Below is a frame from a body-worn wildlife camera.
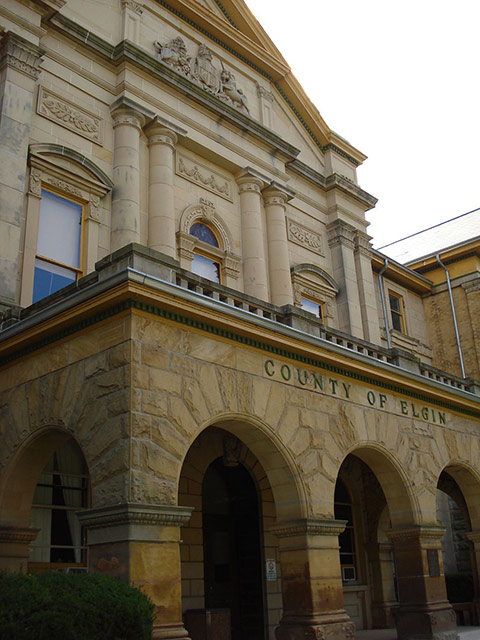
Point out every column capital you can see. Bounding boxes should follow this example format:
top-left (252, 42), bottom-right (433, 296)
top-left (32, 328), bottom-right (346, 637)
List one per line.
top-left (354, 230), bottom-right (373, 257)
top-left (465, 530), bottom-right (480, 544)
top-left (271, 517), bottom-right (347, 538)
top-left (78, 502), bottom-right (194, 529)
top-left (0, 524), bottom-right (39, 544)
top-left (144, 115), bottom-right (187, 142)
top-left (235, 166), bottom-right (267, 192)
top-left (327, 219), bottom-right (356, 249)
top-left (110, 96), bottom-right (154, 130)
top-left (0, 31), bottom-right (44, 81)
top-left (262, 180), bottom-right (295, 207)
top-left (387, 525), bottom-right (446, 544)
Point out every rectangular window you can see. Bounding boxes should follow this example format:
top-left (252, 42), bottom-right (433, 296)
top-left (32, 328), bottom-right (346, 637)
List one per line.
top-left (191, 252), bottom-right (221, 283)
top-left (301, 297), bottom-right (323, 320)
top-left (33, 190), bottom-right (83, 303)
top-left (388, 291), bottom-right (405, 333)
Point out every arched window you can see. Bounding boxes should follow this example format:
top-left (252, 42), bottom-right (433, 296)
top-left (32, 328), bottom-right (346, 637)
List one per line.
top-left (29, 439), bottom-right (89, 571)
top-left (190, 222), bottom-right (221, 283)
top-left (291, 264), bottom-right (339, 326)
top-left (177, 199), bottom-right (240, 287)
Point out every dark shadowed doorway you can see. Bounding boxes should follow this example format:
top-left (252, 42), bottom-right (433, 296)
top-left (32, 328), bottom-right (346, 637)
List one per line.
top-left (202, 457), bottom-right (265, 640)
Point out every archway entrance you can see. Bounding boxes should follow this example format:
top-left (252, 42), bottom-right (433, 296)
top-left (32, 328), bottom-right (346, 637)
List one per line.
top-left (203, 457), bottom-right (264, 639)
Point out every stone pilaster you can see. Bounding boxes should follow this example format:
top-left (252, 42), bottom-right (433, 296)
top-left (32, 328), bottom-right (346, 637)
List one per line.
top-left (366, 541), bottom-right (397, 628)
top-left (236, 168), bottom-right (268, 301)
top-left (144, 117), bottom-right (185, 259)
top-left (327, 220), bottom-right (363, 338)
top-left (0, 32), bottom-right (43, 309)
top-left (110, 97), bottom-right (152, 252)
top-left (0, 524), bottom-right (39, 573)
top-left (79, 503), bottom-right (193, 640)
top-left (354, 231), bottom-right (381, 344)
top-left (388, 526), bottom-right (458, 640)
top-left (262, 182), bottom-right (295, 307)
top-left (465, 530), bottom-right (480, 625)
top-left (271, 518), bottom-right (354, 640)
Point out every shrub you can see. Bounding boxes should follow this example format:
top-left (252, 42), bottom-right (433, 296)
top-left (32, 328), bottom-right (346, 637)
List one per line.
top-left (0, 571), bottom-right (155, 640)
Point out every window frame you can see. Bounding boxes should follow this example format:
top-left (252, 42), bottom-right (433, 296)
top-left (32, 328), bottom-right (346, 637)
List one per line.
top-left (388, 290), bottom-right (406, 334)
top-left (32, 187), bottom-right (86, 302)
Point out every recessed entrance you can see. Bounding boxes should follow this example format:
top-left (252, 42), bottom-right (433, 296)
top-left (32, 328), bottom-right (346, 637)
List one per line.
top-left (202, 457), bottom-right (265, 640)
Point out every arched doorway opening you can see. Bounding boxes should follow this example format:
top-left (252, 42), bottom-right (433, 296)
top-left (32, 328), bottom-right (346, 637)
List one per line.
top-left (179, 423), bottom-right (304, 640)
top-left (438, 467), bottom-right (478, 625)
top-left (202, 457), bottom-right (264, 639)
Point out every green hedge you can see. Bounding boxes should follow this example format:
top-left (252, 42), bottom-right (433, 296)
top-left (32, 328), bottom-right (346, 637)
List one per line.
top-left (0, 571), bottom-right (155, 640)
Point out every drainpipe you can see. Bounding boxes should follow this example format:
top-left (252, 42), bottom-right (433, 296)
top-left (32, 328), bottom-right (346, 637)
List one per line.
top-left (435, 253), bottom-right (466, 379)
top-left (378, 257), bottom-right (391, 349)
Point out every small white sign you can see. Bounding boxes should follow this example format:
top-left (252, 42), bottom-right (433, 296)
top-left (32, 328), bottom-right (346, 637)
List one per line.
top-left (266, 559), bottom-right (277, 581)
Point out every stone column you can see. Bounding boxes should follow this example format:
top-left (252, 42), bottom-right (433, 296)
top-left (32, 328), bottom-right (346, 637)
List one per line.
top-left (271, 519), bottom-right (354, 640)
top-left (388, 526), bottom-right (458, 640)
top-left (0, 525), bottom-right (39, 573)
top-left (79, 503), bottom-right (193, 639)
top-left (0, 32), bottom-right (43, 310)
top-left (327, 220), bottom-right (363, 338)
top-left (366, 541), bottom-right (397, 628)
top-left (354, 231), bottom-right (381, 344)
top-left (110, 98), bottom-right (151, 252)
top-left (236, 168), bottom-right (268, 301)
top-left (144, 117), bottom-right (184, 258)
top-left (262, 182), bottom-right (294, 307)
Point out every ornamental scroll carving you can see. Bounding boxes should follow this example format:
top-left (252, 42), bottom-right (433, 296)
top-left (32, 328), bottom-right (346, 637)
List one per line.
top-left (155, 37), bottom-right (249, 114)
top-left (177, 154), bottom-right (232, 201)
top-left (287, 219), bottom-right (323, 255)
top-left (37, 87), bottom-right (104, 144)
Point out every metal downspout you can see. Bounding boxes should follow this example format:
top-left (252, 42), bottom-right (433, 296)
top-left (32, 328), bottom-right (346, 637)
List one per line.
top-left (378, 257), bottom-right (391, 349)
top-left (435, 253), bottom-right (466, 379)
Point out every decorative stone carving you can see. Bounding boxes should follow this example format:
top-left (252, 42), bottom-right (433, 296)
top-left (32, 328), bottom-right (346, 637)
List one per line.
top-left (155, 34), bottom-right (249, 114)
top-left (255, 81), bottom-right (274, 102)
top-left (87, 195), bottom-right (100, 221)
top-left (29, 168), bottom-right (42, 196)
top-left (37, 87), bottom-right (104, 144)
top-left (155, 36), bottom-right (191, 76)
top-left (121, 0), bottom-right (143, 15)
top-left (192, 44), bottom-right (220, 94)
top-left (287, 219), bottom-right (323, 255)
top-left (271, 518), bottom-right (347, 538)
top-left (218, 68), bottom-right (249, 113)
top-left (177, 154), bottom-right (232, 201)
top-left (43, 176), bottom-right (84, 199)
top-left (0, 32), bottom-right (43, 80)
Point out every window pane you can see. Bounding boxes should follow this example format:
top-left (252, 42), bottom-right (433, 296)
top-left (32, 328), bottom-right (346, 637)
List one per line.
top-left (37, 191), bottom-right (82, 268)
top-left (192, 253), bottom-right (220, 282)
top-left (301, 297), bottom-right (322, 318)
top-left (190, 222), bottom-right (219, 247)
top-left (33, 258), bottom-right (76, 303)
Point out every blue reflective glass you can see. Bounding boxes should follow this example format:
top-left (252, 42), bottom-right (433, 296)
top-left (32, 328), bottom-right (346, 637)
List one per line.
top-left (190, 223), bottom-right (219, 247)
top-left (33, 261), bottom-right (76, 303)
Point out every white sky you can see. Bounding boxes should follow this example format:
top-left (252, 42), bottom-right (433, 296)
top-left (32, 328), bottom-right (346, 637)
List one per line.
top-left (244, 0), bottom-right (480, 249)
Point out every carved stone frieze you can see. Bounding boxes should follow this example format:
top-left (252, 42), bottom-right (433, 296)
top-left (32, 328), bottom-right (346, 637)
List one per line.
top-left (255, 81), bottom-right (274, 102)
top-left (287, 218), bottom-right (323, 255)
top-left (155, 36), bottom-right (249, 114)
top-left (37, 87), bottom-right (104, 144)
top-left (121, 0), bottom-right (143, 15)
top-left (78, 503), bottom-right (194, 529)
top-left (271, 518), bottom-right (347, 538)
top-left (0, 32), bottom-right (44, 80)
top-left (177, 154), bottom-right (232, 201)
top-left (87, 195), bottom-right (100, 221)
top-left (43, 175), bottom-right (84, 199)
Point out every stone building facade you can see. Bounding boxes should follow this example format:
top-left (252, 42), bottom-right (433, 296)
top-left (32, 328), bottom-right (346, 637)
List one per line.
top-left (0, 1), bottom-right (479, 639)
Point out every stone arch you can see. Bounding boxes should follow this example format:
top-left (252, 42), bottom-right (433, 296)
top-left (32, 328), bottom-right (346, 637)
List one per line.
top-left (438, 461), bottom-right (480, 530)
top-left (339, 442), bottom-right (418, 528)
top-left (0, 424), bottom-right (85, 526)
top-left (178, 200), bottom-right (234, 253)
top-left (178, 413), bottom-right (308, 522)
top-left (291, 263), bottom-right (339, 293)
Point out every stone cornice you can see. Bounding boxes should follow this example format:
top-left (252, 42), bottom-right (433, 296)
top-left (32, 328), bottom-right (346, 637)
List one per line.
top-left (77, 503), bottom-right (194, 529)
top-left (325, 174), bottom-right (378, 211)
top-left (271, 518), bottom-right (347, 538)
